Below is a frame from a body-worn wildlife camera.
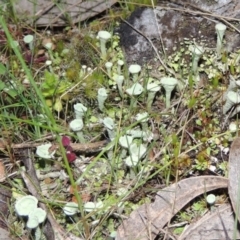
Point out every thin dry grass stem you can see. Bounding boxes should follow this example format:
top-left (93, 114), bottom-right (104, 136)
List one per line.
top-left (185, 129), bottom-right (198, 145)
top-left (151, 0), bottom-right (166, 57)
top-left (153, 111), bottom-right (198, 162)
top-left (168, 220), bottom-right (188, 228)
top-left (0, 171), bottom-right (18, 183)
top-left (144, 204), bottom-right (155, 240)
top-left (173, 86), bottom-right (188, 114)
top-left (158, 5), bottom-right (240, 34)
top-left (131, 203), bottom-right (177, 240)
top-left (178, 109), bottom-right (191, 150)
top-left (33, 64), bottom-right (48, 79)
top-left (120, 17), bottom-right (176, 77)
top-left (222, 107), bottom-right (235, 129)
top-left (50, 0), bottom-right (83, 26)
top-left (183, 130), bottom-right (230, 156)
top-left (162, 227), bottom-right (177, 240)
top-left (161, 107), bottom-right (190, 238)
top-left (59, 67), bottom-right (97, 100)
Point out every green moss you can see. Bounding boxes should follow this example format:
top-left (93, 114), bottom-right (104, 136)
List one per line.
top-left (83, 69), bottom-right (106, 100)
top-left (55, 39), bottom-right (65, 54)
top-left (66, 34), bottom-right (99, 67)
top-left (65, 62), bottom-right (81, 82)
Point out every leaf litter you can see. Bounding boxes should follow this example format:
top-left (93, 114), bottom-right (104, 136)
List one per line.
top-left (116, 137), bottom-right (240, 239)
top-left (2, 0), bottom-right (240, 239)
top-left (116, 176), bottom-right (228, 240)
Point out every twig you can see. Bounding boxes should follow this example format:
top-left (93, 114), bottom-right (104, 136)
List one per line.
top-left (0, 140), bottom-right (109, 153)
top-left (120, 18), bottom-right (177, 77)
top-left (156, 4), bottom-right (240, 34)
top-left (167, 221), bottom-right (188, 228)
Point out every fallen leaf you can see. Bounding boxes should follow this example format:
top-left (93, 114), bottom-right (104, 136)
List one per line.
top-left (69, 185), bottom-right (81, 195)
top-left (42, 38), bottom-right (55, 50)
top-left (81, 192), bottom-right (92, 203)
top-left (228, 137), bottom-right (240, 223)
top-left (36, 49), bottom-right (45, 56)
top-left (0, 228), bottom-right (12, 240)
top-left (116, 176), bottom-right (228, 240)
top-left (0, 161), bottom-right (5, 182)
top-left (179, 204), bottom-right (240, 240)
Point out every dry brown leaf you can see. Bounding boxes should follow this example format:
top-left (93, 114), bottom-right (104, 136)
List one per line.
top-left (0, 228), bottom-right (12, 240)
top-left (12, 0), bottom-right (117, 27)
top-left (0, 161), bottom-right (5, 182)
top-left (69, 185), bottom-right (81, 195)
top-left (36, 49), bottom-right (45, 56)
top-left (179, 204), bottom-right (240, 240)
top-left (116, 176), bottom-right (228, 240)
top-left (42, 38), bottom-right (56, 50)
top-left (0, 140), bottom-right (109, 153)
top-left (228, 137), bottom-right (240, 223)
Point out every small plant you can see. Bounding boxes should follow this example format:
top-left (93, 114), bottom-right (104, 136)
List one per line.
top-left (173, 227), bottom-right (185, 235)
top-left (179, 211), bottom-right (192, 222)
top-left (192, 199), bottom-right (207, 216)
top-left (41, 70), bottom-right (71, 108)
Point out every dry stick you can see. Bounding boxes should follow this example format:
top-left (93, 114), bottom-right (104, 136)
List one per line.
top-left (168, 221), bottom-right (188, 228)
top-left (178, 0), bottom-right (239, 21)
top-left (184, 1), bottom-right (240, 31)
top-left (151, 0), bottom-right (167, 57)
top-left (120, 18), bottom-right (177, 78)
top-left (0, 140), bottom-right (108, 153)
top-left (156, 5), bottom-right (240, 34)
